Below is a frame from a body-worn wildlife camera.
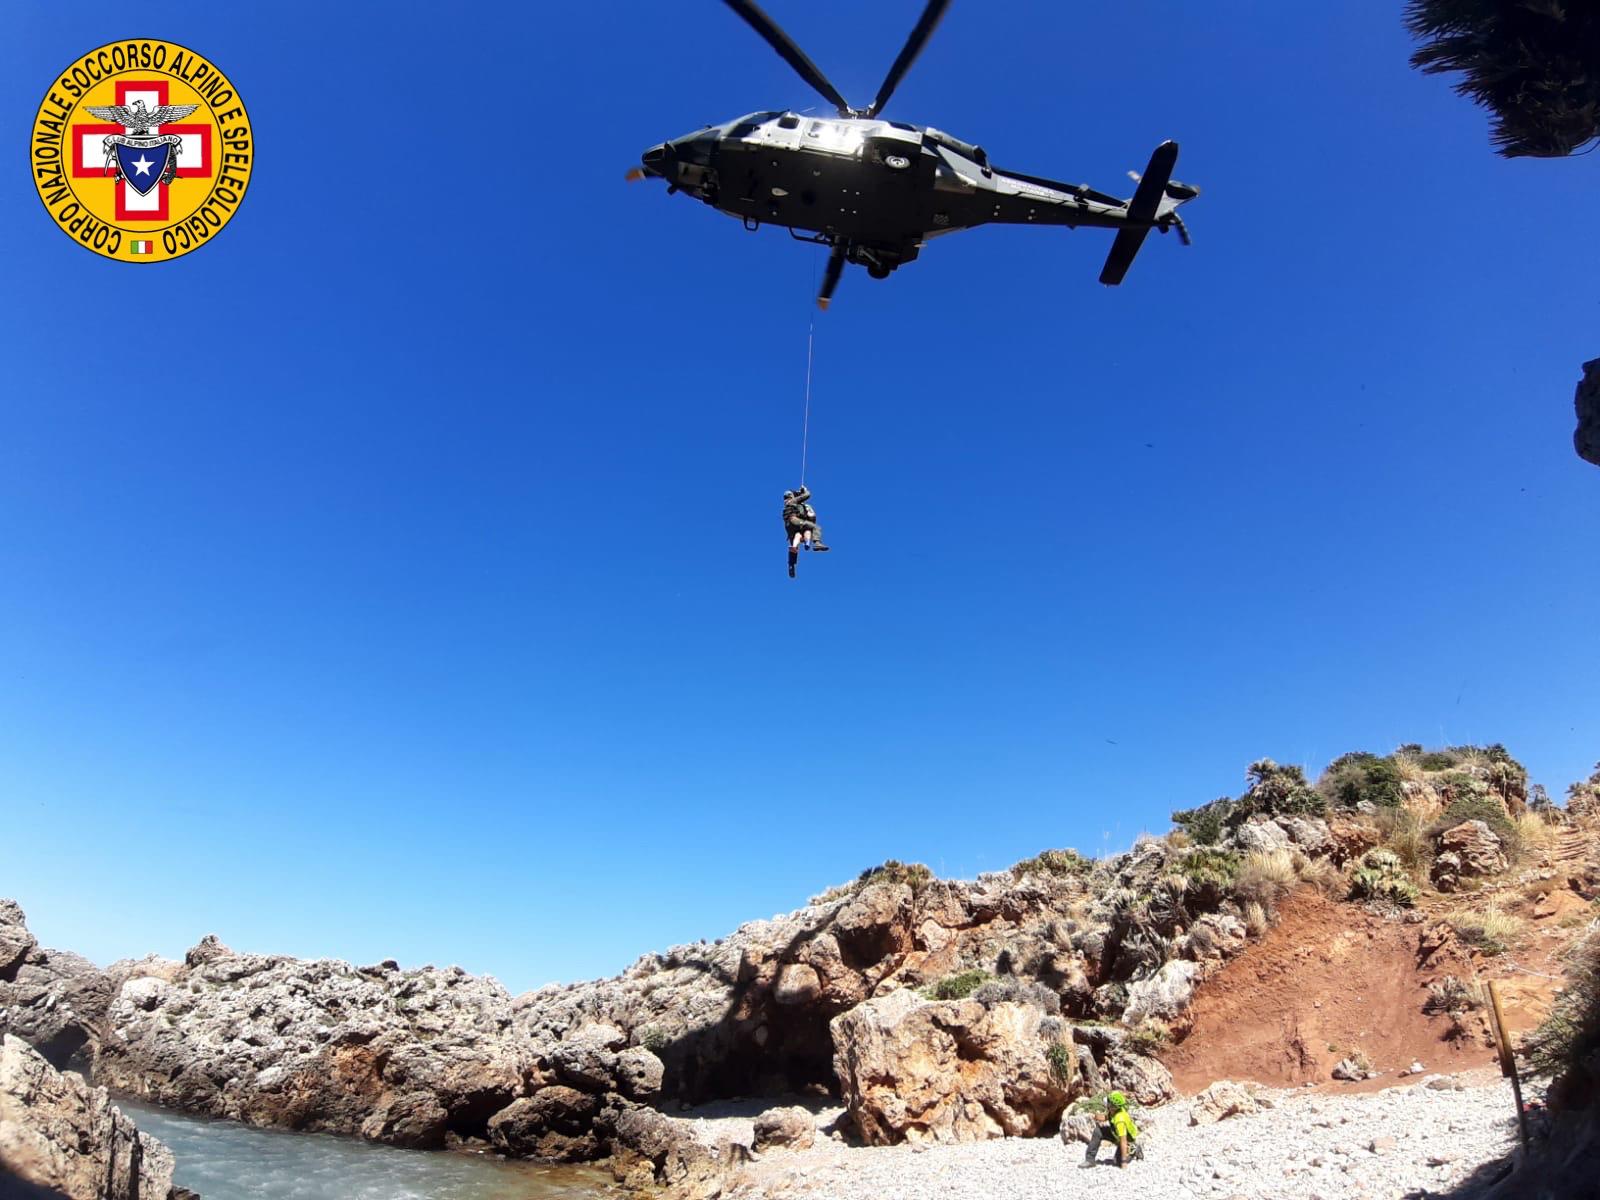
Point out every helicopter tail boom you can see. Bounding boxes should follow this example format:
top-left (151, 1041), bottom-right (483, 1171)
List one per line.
top-left (1098, 140), bottom-right (1189, 286)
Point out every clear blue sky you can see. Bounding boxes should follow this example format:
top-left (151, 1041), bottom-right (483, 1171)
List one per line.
top-left (3, 2), bottom-right (1596, 994)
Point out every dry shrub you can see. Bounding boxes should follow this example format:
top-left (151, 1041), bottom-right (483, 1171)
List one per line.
top-left (1372, 805), bottom-right (1430, 876)
top-left (1514, 811), bottom-right (1557, 853)
top-left (1125, 1020), bottom-right (1170, 1055)
top-left (1393, 755), bottom-right (1427, 784)
top-left (1450, 902), bottom-right (1525, 956)
top-left (1234, 848), bottom-right (1298, 912)
top-left (812, 858), bottom-right (934, 905)
top-left (1525, 929), bottom-right (1600, 1106)
top-left (1298, 856), bottom-right (1345, 897)
top-left (1423, 974), bottom-right (1481, 1016)
top-left (1012, 848), bottom-right (1095, 879)
top-left (1243, 900), bottom-right (1270, 938)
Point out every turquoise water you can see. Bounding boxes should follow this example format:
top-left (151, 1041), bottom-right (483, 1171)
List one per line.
top-left (117, 1100), bottom-right (612, 1200)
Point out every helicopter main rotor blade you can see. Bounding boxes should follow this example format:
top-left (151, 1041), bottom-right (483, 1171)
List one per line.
top-left (722, 0), bottom-right (853, 117)
top-left (864, 0), bottom-right (951, 117)
top-left (817, 242), bottom-right (847, 310)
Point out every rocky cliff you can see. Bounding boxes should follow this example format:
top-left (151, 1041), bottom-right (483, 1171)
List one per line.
top-left (0, 1034), bottom-right (190, 1200)
top-left (1576, 357), bottom-right (1600, 467)
top-left (1, 742), bottom-right (1582, 1198)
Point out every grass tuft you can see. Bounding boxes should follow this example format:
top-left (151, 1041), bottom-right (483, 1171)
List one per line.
top-left (922, 969), bottom-right (992, 1001)
top-left (1450, 902), bottom-right (1525, 956)
top-left (1234, 848), bottom-right (1298, 913)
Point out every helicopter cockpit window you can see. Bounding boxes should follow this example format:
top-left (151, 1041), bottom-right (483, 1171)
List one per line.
top-left (726, 113), bottom-right (780, 139)
top-left (728, 112), bottom-right (781, 139)
top-left (778, 114), bottom-right (800, 130)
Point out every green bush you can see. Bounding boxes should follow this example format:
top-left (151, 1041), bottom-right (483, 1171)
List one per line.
top-left (923, 969), bottom-right (991, 1000)
top-left (1236, 759), bottom-right (1326, 820)
top-left (1045, 1040), bottom-right (1075, 1085)
top-left (1433, 786), bottom-right (1520, 860)
top-left (812, 858), bottom-right (934, 905)
top-left (1013, 848), bottom-right (1095, 878)
top-left (1321, 752), bottom-right (1406, 809)
top-left (1177, 848), bottom-right (1241, 895)
top-left (1171, 797), bottom-right (1235, 846)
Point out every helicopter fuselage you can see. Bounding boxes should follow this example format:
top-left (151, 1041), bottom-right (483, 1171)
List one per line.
top-left (639, 111), bottom-right (1172, 277)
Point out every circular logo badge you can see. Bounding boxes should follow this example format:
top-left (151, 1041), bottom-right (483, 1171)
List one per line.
top-left (31, 40), bottom-right (253, 263)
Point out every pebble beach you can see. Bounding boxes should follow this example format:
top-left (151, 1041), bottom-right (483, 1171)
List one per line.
top-left (699, 1069), bottom-right (1519, 1200)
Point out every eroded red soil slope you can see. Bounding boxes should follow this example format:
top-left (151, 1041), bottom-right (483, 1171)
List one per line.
top-left (1163, 891), bottom-right (1496, 1093)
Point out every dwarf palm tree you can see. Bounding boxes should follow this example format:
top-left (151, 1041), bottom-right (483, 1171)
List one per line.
top-left (1405, 0), bottom-right (1600, 156)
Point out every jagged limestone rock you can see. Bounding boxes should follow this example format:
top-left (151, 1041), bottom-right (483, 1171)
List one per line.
top-left (1234, 820), bottom-right (1291, 854)
top-left (1122, 959), bottom-right (1200, 1024)
top-left (1576, 357), bottom-right (1600, 467)
top-left (0, 901), bottom-right (37, 979)
top-left (1103, 1044), bottom-right (1176, 1105)
top-left (830, 990), bottom-right (1074, 1145)
top-left (752, 1105), bottom-right (815, 1151)
top-left (0, 1034), bottom-right (183, 1200)
top-left (1189, 1080), bottom-right (1261, 1125)
top-left (487, 1087), bottom-right (602, 1161)
top-left (1437, 820), bottom-right (1508, 876)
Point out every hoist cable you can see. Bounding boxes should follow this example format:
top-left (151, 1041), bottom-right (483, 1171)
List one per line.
top-left (800, 313), bottom-right (815, 486)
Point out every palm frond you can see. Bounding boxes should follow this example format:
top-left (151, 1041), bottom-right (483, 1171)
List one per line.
top-left (1404, 0), bottom-right (1600, 157)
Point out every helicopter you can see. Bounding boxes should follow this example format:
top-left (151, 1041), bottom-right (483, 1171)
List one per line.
top-left (628, 0), bottom-right (1200, 308)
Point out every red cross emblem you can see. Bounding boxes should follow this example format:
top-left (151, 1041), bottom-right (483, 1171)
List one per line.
top-left (71, 80), bottom-right (213, 222)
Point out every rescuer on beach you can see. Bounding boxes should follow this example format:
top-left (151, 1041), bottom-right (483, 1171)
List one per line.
top-left (1080, 1092), bottom-right (1143, 1169)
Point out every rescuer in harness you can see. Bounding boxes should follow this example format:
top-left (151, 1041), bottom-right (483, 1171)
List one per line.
top-left (1080, 1092), bottom-right (1144, 1168)
top-left (782, 486), bottom-right (829, 578)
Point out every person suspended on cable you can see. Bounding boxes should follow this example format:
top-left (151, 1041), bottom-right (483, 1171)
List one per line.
top-left (782, 486), bottom-right (829, 578)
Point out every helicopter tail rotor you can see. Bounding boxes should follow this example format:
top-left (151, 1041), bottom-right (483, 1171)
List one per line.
top-left (1099, 140), bottom-right (1196, 286)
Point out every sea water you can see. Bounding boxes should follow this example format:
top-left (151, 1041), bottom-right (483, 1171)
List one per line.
top-left (117, 1100), bottom-right (612, 1200)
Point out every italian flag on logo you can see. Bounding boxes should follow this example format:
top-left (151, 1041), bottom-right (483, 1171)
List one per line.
top-left (131, 240), bottom-right (153, 255)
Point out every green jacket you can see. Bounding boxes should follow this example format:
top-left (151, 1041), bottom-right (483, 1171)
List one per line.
top-left (1109, 1109), bottom-right (1139, 1142)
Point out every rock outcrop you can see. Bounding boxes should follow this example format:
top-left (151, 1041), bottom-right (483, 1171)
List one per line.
top-left (0, 1034), bottom-right (186, 1200)
top-left (5, 747), bottom-right (1549, 1193)
top-left (0, 817), bottom-right (1314, 1174)
top-left (751, 1105), bottom-right (815, 1152)
top-left (1189, 1079), bottom-right (1261, 1125)
top-left (1576, 357), bottom-right (1600, 467)
top-left (602, 1102), bottom-right (749, 1200)
top-left (94, 943), bottom-right (535, 1147)
top-left (830, 989), bottom-right (1075, 1144)
top-left (1437, 820), bottom-right (1508, 877)
top-left (0, 905), bottom-right (117, 1072)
